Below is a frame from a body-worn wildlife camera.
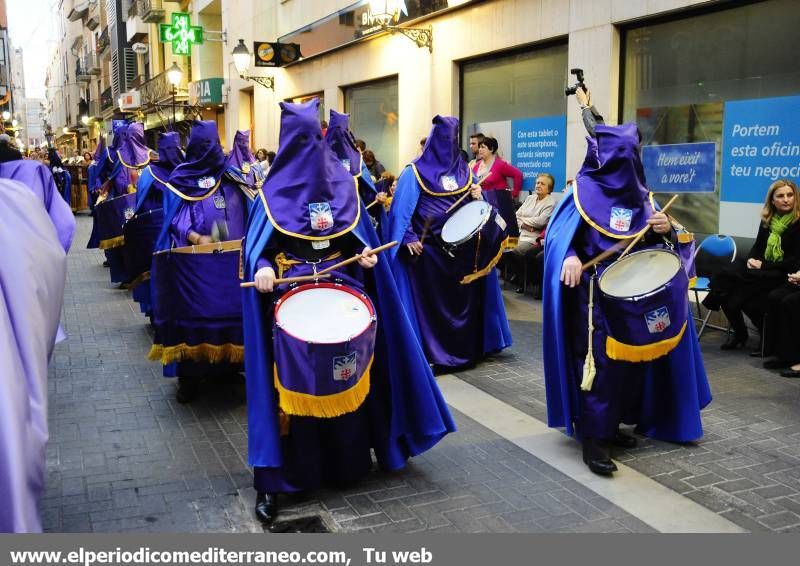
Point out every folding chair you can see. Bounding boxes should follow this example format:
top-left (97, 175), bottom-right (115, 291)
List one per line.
top-left (692, 234), bottom-right (737, 337)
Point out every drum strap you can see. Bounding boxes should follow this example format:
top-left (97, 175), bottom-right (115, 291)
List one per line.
top-left (274, 251), bottom-right (344, 278)
top-left (580, 274), bottom-right (598, 392)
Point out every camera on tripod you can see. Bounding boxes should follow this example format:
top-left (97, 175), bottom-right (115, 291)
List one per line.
top-left (564, 68), bottom-right (586, 97)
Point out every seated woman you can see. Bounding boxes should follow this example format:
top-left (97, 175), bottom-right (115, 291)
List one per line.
top-left (470, 136), bottom-right (522, 237)
top-left (761, 269), bottom-right (800, 375)
top-left (705, 179), bottom-right (800, 350)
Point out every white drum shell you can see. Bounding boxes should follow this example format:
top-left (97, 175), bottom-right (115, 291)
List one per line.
top-left (598, 249), bottom-right (681, 300)
top-left (441, 200), bottom-right (492, 246)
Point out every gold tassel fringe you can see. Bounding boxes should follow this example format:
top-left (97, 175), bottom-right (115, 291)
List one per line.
top-left (148, 342), bottom-right (245, 365)
top-left (98, 235), bottom-right (125, 250)
top-left (273, 357), bottom-right (373, 418)
top-left (460, 238), bottom-right (508, 285)
top-left (605, 321), bottom-right (688, 363)
top-left (580, 275), bottom-right (597, 392)
top-left (127, 271), bottom-right (151, 290)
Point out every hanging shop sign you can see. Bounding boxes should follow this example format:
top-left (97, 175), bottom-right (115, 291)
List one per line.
top-left (189, 78), bottom-right (225, 105)
top-left (254, 42), bottom-right (303, 67)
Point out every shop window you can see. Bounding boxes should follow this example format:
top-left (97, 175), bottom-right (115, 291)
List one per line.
top-left (622, 0), bottom-right (800, 234)
top-left (344, 77), bottom-right (399, 176)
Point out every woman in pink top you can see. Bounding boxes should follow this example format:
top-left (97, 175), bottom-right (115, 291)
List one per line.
top-left (471, 137), bottom-right (522, 237)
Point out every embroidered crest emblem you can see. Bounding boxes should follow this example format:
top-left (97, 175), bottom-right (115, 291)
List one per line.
top-left (610, 207), bottom-right (633, 232)
top-left (123, 207), bottom-right (135, 221)
top-left (645, 306), bottom-right (671, 334)
top-left (340, 158), bottom-right (351, 171)
top-left (197, 176), bottom-right (216, 189)
top-left (333, 352), bottom-right (357, 381)
top-left (441, 175), bottom-right (459, 192)
top-left (241, 162), bottom-right (251, 174)
top-left (309, 202), bottom-right (334, 231)
top-left (212, 194), bottom-right (226, 209)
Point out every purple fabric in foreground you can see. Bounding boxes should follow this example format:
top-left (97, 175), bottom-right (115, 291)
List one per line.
top-left (0, 179), bottom-right (67, 532)
top-left (151, 249), bottom-right (243, 350)
top-left (0, 160), bottom-right (76, 252)
top-left (411, 115), bottom-right (471, 194)
top-left (574, 123), bottom-right (652, 237)
top-left (261, 100), bottom-right (359, 239)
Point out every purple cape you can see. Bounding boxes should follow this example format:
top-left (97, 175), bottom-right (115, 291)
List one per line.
top-left (0, 178), bottom-right (67, 532)
top-left (148, 131), bottom-right (184, 183)
top-left (411, 115), bottom-right (472, 195)
top-left (0, 160), bottom-right (76, 252)
top-left (574, 123), bottom-right (653, 238)
top-left (117, 122), bottom-right (154, 169)
top-left (167, 121), bottom-right (226, 198)
top-left (93, 135), bottom-right (106, 162)
top-left (325, 110), bottom-right (362, 177)
top-left (261, 99), bottom-right (360, 240)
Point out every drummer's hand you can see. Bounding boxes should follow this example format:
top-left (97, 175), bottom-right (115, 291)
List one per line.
top-left (254, 267), bottom-right (276, 293)
top-left (788, 271), bottom-right (800, 285)
top-left (576, 86), bottom-right (591, 108)
top-left (470, 184), bottom-right (482, 200)
top-left (560, 255), bottom-right (583, 288)
top-left (648, 212), bottom-right (672, 234)
top-left (747, 258), bottom-right (762, 270)
top-left (407, 241), bottom-right (424, 256)
top-left (358, 247), bottom-right (378, 269)
top-left (376, 191), bottom-right (388, 204)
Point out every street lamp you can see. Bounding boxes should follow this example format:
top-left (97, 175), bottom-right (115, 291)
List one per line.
top-left (232, 39), bottom-right (274, 90)
top-left (366, 0), bottom-right (432, 52)
top-left (1, 111), bottom-right (10, 121)
top-left (166, 62), bottom-right (183, 126)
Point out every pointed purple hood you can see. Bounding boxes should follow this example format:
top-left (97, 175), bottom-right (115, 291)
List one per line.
top-left (260, 99), bottom-right (359, 240)
top-left (93, 136), bottom-right (106, 162)
top-left (117, 122), bottom-right (153, 168)
top-left (148, 131), bottom-right (184, 182)
top-left (224, 130), bottom-right (261, 186)
top-left (411, 115), bottom-right (472, 195)
top-left (324, 110), bottom-right (361, 177)
top-left (574, 123), bottom-right (652, 237)
top-left (167, 121), bottom-right (226, 199)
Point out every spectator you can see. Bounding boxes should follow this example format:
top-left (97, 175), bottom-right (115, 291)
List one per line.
top-left (83, 151), bottom-right (93, 163)
top-left (354, 139), bottom-right (366, 152)
top-left (266, 150), bottom-right (276, 167)
top-left (362, 149), bottom-right (385, 181)
top-left (470, 136), bottom-right (522, 237)
top-left (419, 137), bottom-right (427, 155)
top-left (761, 269), bottom-right (800, 375)
top-left (468, 132), bottom-right (485, 162)
top-left (507, 174), bottom-right (557, 293)
top-left (320, 120), bottom-right (328, 137)
top-left (255, 148), bottom-right (270, 172)
top-left (705, 179), bottom-right (800, 350)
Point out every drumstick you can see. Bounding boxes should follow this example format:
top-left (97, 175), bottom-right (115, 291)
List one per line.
top-left (240, 273), bottom-right (331, 288)
top-left (581, 194), bottom-right (679, 271)
top-left (316, 241), bottom-right (399, 276)
top-left (365, 199), bottom-right (380, 210)
top-left (419, 216), bottom-right (433, 246)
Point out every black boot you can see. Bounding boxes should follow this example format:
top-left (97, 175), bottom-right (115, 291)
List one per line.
top-left (582, 437), bottom-right (617, 475)
top-left (612, 429), bottom-right (638, 449)
top-left (720, 331), bottom-right (747, 350)
top-left (175, 377), bottom-right (199, 404)
top-left (255, 492), bottom-right (278, 524)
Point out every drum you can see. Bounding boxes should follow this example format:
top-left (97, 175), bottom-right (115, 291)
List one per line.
top-left (122, 207), bottom-right (164, 287)
top-left (272, 282), bottom-right (377, 418)
top-left (149, 240), bottom-right (244, 365)
top-left (95, 192), bottom-right (137, 249)
top-left (598, 248), bottom-right (689, 363)
top-left (440, 200), bottom-right (508, 284)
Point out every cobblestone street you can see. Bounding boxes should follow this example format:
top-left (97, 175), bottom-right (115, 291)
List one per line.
top-left (42, 216), bottom-right (800, 533)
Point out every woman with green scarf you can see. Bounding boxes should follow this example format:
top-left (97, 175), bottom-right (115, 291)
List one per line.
top-left (709, 179), bottom-right (800, 351)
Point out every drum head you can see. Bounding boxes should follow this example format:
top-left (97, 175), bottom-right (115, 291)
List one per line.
top-left (275, 284), bottom-right (374, 344)
top-left (441, 200), bottom-right (491, 245)
top-left (599, 249), bottom-right (681, 298)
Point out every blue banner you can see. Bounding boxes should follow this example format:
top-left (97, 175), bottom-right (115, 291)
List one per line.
top-left (511, 115), bottom-right (567, 192)
top-left (720, 94), bottom-right (800, 203)
top-left (641, 142), bottom-right (716, 192)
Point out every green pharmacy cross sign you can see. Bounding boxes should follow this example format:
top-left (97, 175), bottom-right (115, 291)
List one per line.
top-left (159, 12), bottom-right (203, 56)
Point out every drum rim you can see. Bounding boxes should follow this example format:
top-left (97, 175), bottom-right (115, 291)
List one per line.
top-left (598, 248), bottom-right (683, 300)
top-left (275, 282), bottom-right (376, 344)
top-left (441, 200), bottom-right (492, 246)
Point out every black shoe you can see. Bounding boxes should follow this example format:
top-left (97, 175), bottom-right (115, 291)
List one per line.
top-left (612, 430), bottom-right (638, 449)
top-left (255, 492), bottom-right (278, 524)
top-left (175, 378), bottom-right (198, 404)
top-left (749, 349), bottom-right (763, 358)
top-left (763, 358), bottom-right (790, 370)
top-left (514, 286), bottom-right (524, 294)
top-left (582, 438), bottom-right (617, 475)
top-left (720, 333), bottom-right (747, 350)
top-left (102, 260), bottom-right (110, 267)
top-left (780, 368), bottom-right (800, 378)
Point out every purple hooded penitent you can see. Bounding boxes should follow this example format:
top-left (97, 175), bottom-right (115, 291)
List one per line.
top-left (0, 179), bottom-right (67, 532)
top-left (324, 110), bottom-right (362, 177)
top-left (167, 120), bottom-right (226, 198)
top-left (148, 131), bottom-right (184, 183)
top-left (411, 115), bottom-right (472, 194)
top-left (573, 123), bottom-right (652, 237)
top-left (117, 122), bottom-right (154, 169)
top-left (261, 99), bottom-right (360, 239)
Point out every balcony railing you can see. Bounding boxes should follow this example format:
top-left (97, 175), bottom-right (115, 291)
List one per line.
top-left (100, 87), bottom-right (114, 111)
top-left (139, 68), bottom-right (188, 105)
top-left (139, 0), bottom-right (166, 23)
top-left (96, 27), bottom-right (110, 55)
